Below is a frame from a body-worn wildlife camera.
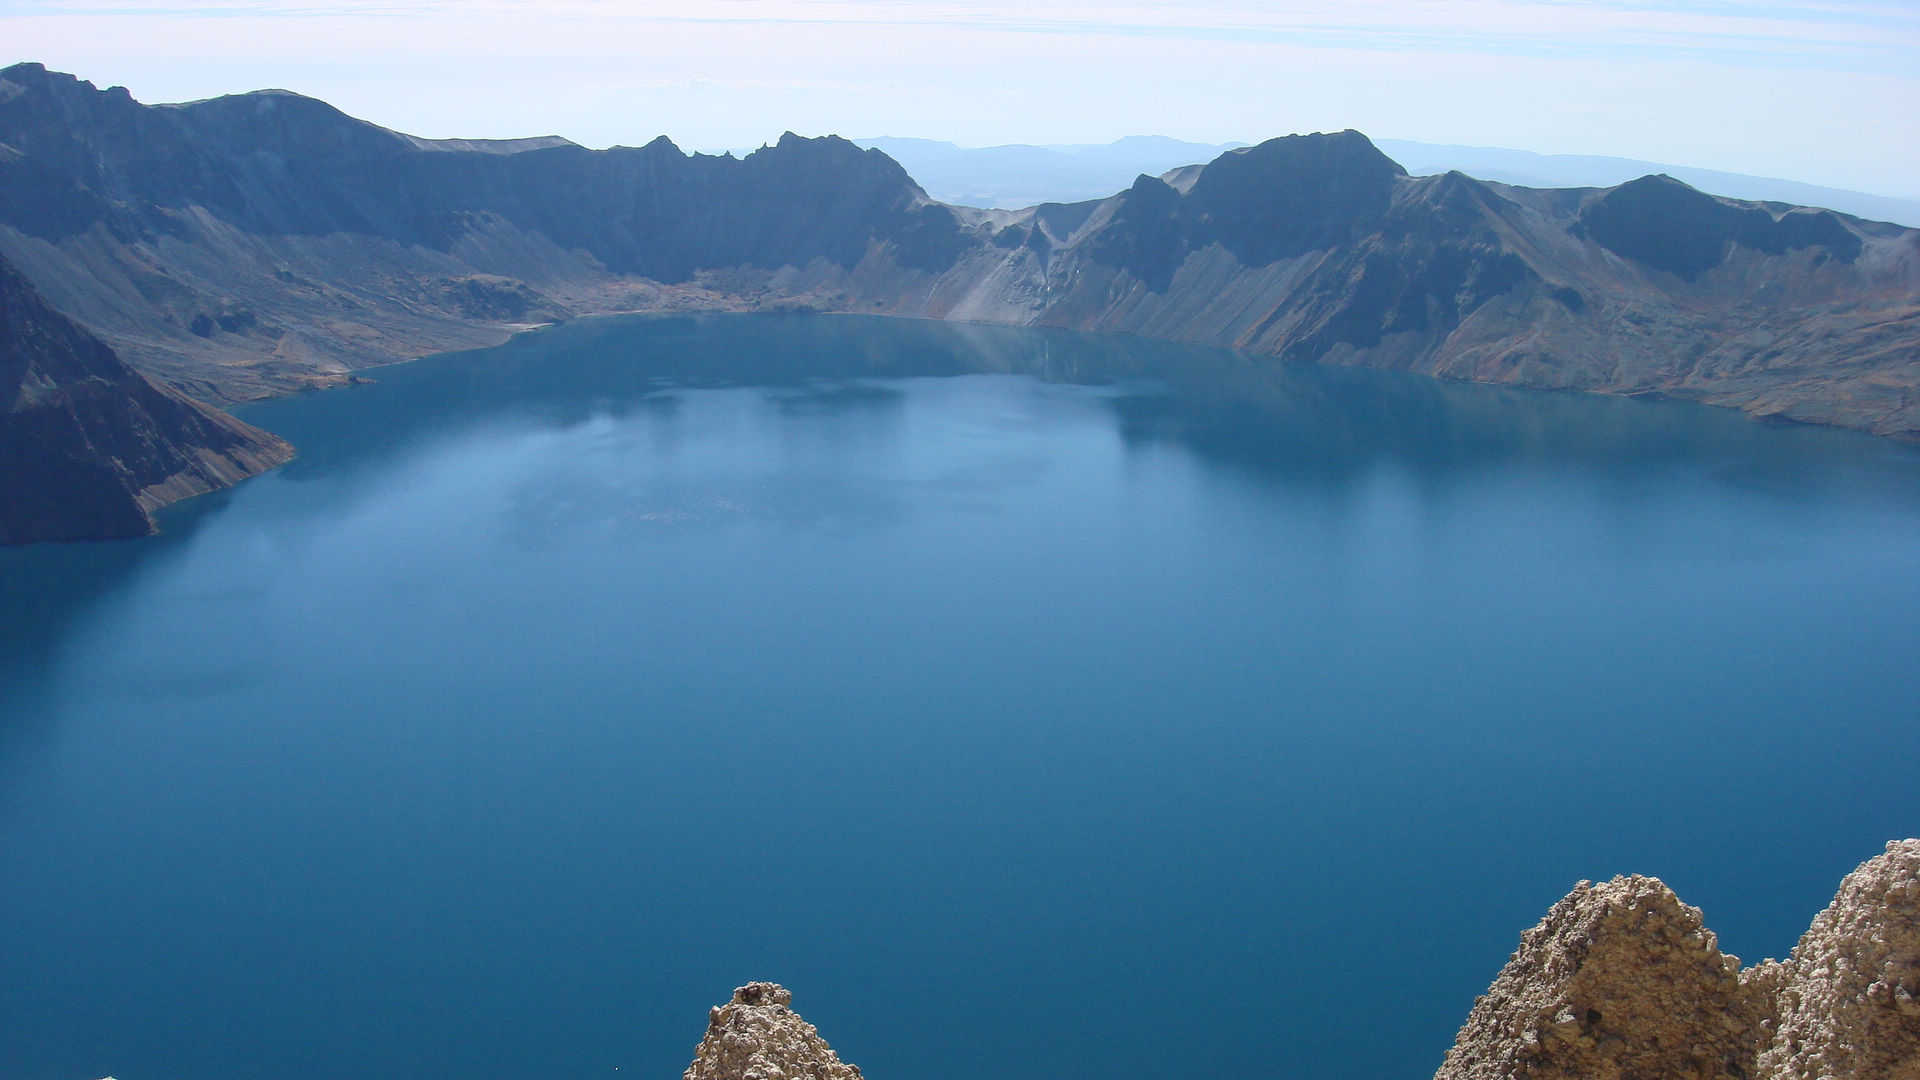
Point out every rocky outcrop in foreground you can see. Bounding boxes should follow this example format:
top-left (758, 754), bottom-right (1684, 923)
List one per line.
top-left (684, 983), bottom-right (861, 1080)
top-left (1756, 840), bottom-right (1920, 1080)
top-left (684, 846), bottom-right (1917, 1080)
top-left (1436, 839), bottom-right (1920, 1080)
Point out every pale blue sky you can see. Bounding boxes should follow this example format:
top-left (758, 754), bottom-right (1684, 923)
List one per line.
top-left (5, 0), bottom-right (1917, 196)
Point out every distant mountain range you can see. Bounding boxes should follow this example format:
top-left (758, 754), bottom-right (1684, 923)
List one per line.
top-left (850, 136), bottom-right (1251, 212)
top-left (2, 61), bottom-right (1916, 542)
top-left (857, 136), bottom-right (1920, 228)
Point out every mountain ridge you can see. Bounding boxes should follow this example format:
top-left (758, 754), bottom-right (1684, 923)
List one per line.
top-left (853, 133), bottom-right (1920, 226)
top-left (1, 62), bottom-right (1912, 440)
top-left (2, 61), bottom-right (1917, 541)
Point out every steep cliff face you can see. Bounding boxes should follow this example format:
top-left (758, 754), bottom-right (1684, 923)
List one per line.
top-left (0, 252), bottom-right (291, 545)
top-left (1436, 840), bottom-right (1920, 1080)
top-left (1, 62), bottom-right (1916, 440)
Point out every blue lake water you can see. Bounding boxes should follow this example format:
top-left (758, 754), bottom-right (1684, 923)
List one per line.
top-left (2, 313), bottom-right (1917, 1080)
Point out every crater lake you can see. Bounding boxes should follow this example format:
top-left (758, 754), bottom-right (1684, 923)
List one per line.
top-left (3, 314), bottom-right (1917, 1080)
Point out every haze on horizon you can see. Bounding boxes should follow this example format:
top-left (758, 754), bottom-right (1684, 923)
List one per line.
top-left (4, 0), bottom-right (1918, 199)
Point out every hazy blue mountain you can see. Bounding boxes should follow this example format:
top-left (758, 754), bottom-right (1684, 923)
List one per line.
top-left (853, 135), bottom-right (1245, 209)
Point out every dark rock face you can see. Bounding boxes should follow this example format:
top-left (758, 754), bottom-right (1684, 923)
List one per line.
top-left (1266, 172), bottom-right (1536, 363)
top-left (0, 253), bottom-right (292, 545)
top-left (1087, 174), bottom-right (1190, 290)
top-left (1084, 131), bottom-right (1407, 289)
top-left (1578, 174), bottom-right (1863, 280)
top-left (1185, 130), bottom-right (1405, 265)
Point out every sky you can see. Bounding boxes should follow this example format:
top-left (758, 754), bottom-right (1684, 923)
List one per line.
top-left (4, 0), bottom-right (1918, 197)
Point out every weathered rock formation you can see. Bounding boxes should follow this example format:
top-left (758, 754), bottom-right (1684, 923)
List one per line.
top-left (2, 61), bottom-right (1916, 443)
top-left (1756, 840), bottom-right (1920, 1080)
top-left (680, 848), bottom-right (1915, 1080)
top-left (684, 983), bottom-right (862, 1080)
top-left (1436, 840), bottom-right (1920, 1080)
top-left (1434, 875), bottom-right (1768, 1079)
top-left (0, 251), bottom-right (292, 545)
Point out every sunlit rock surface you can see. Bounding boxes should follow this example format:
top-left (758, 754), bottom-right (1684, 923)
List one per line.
top-left (1757, 840), bottom-right (1920, 1080)
top-left (1436, 841), bottom-right (1920, 1080)
top-left (684, 984), bottom-right (863, 1080)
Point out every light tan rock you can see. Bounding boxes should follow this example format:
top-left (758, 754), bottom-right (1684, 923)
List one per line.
top-left (1434, 875), bottom-right (1769, 1080)
top-left (1756, 839), bottom-right (1920, 1080)
top-left (683, 983), bottom-right (863, 1080)
top-left (1436, 843), bottom-right (1920, 1080)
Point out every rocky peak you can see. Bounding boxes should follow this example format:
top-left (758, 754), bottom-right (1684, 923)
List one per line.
top-left (683, 983), bottom-right (862, 1080)
top-left (0, 61), bottom-right (160, 176)
top-left (1434, 874), bottom-right (1767, 1080)
top-left (1577, 173), bottom-right (1863, 280)
top-left (1185, 130), bottom-right (1406, 264)
top-left (1435, 842), bottom-right (1920, 1080)
top-left (747, 132), bottom-right (927, 201)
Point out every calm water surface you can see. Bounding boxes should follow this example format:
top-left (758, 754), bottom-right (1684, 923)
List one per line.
top-left (3, 314), bottom-right (1918, 1080)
